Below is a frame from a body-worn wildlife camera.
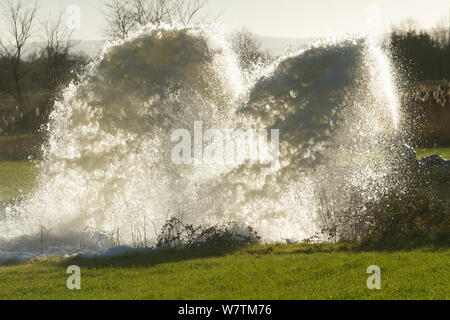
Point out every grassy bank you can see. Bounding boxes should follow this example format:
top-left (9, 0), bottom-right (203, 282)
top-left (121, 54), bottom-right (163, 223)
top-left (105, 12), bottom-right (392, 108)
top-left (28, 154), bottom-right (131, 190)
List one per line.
top-left (0, 244), bottom-right (448, 300)
top-left (0, 146), bottom-right (449, 300)
top-left (0, 161), bottom-right (38, 201)
top-left (0, 135), bottom-right (43, 161)
top-left (416, 146), bottom-right (450, 160)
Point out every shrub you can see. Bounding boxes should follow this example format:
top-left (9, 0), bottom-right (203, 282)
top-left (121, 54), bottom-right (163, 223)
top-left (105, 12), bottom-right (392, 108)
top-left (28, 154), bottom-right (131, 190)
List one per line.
top-left (316, 179), bottom-right (450, 247)
top-left (156, 218), bottom-right (260, 249)
top-left (362, 189), bottom-right (450, 247)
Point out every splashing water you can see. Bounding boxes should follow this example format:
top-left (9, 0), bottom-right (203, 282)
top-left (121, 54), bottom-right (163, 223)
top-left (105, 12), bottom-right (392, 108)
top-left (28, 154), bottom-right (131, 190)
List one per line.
top-left (0, 25), bottom-right (402, 260)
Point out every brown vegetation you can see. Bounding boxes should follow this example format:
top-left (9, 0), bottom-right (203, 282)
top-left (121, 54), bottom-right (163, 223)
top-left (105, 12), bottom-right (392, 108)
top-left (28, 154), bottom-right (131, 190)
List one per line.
top-left (402, 81), bottom-right (450, 146)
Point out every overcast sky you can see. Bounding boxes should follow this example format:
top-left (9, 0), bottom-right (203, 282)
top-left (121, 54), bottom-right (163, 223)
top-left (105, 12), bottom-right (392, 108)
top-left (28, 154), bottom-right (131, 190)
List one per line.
top-left (3, 0), bottom-right (450, 40)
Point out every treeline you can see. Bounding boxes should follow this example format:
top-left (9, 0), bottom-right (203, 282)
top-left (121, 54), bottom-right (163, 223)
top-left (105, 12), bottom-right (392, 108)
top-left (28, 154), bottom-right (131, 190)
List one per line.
top-left (0, 1), bottom-right (449, 148)
top-left (0, 0), bottom-right (89, 136)
top-left (389, 20), bottom-right (450, 146)
top-left (0, 54), bottom-right (87, 134)
top-left (0, 0), bottom-right (211, 137)
top-left (389, 20), bottom-right (450, 81)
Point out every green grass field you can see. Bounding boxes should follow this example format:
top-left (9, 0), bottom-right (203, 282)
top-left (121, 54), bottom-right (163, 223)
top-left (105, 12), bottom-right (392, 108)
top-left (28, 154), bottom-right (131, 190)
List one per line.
top-left (416, 146), bottom-right (450, 160)
top-left (0, 161), bottom-right (38, 202)
top-left (0, 244), bottom-right (448, 300)
top-left (0, 145), bottom-right (449, 300)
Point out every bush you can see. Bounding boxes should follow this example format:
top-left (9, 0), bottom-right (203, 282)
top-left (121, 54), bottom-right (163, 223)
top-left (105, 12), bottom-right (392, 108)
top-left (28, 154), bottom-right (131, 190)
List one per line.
top-left (156, 218), bottom-right (261, 249)
top-left (401, 81), bottom-right (450, 146)
top-left (317, 182), bottom-right (450, 248)
top-left (362, 189), bottom-right (450, 247)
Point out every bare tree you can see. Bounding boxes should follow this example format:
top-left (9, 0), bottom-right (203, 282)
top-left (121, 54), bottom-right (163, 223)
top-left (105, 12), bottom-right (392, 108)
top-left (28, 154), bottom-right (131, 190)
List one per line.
top-left (0, 0), bottom-right (38, 112)
top-left (132, 0), bottom-right (171, 26)
top-left (103, 0), bottom-right (210, 40)
top-left (431, 17), bottom-right (449, 48)
top-left (41, 11), bottom-right (77, 99)
top-left (104, 0), bottom-right (137, 40)
top-left (392, 17), bottom-right (419, 35)
top-left (173, 0), bottom-right (208, 26)
top-left (231, 28), bottom-right (272, 72)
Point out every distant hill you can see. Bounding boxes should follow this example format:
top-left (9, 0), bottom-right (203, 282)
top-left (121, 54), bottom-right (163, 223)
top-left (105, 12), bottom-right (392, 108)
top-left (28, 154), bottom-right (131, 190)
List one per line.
top-left (72, 40), bottom-right (105, 57)
top-left (68, 34), bottom-right (316, 57)
top-left (253, 34), bottom-right (316, 55)
top-left (25, 34), bottom-right (316, 59)
top-left (22, 40), bottom-right (105, 58)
